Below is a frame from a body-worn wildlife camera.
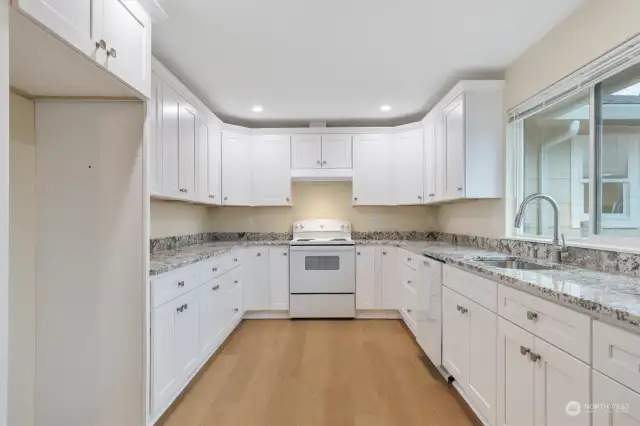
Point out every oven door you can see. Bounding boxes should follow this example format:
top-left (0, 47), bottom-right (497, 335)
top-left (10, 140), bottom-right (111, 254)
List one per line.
top-left (289, 245), bottom-right (355, 294)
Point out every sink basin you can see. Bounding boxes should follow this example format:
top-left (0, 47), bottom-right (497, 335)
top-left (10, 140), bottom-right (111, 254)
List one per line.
top-left (476, 259), bottom-right (552, 271)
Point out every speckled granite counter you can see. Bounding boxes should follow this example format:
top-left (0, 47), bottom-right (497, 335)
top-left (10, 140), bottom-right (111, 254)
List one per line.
top-left (150, 239), bottom-right (640, 333)
top-left (150, 240), bottom-right (290, 276)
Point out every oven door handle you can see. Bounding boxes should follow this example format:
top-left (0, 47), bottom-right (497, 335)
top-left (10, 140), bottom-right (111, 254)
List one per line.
top-left (289, 246), bottom-right (355, 253)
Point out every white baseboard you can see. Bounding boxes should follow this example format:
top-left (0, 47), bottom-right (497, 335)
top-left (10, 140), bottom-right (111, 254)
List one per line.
top-left (243, 310), bottom-right (290, 319)
top-left (356, 310), bottom-right (402, 319)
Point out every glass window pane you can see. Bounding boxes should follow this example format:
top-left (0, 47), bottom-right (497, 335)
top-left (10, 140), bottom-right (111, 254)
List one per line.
top-left (305, 256), bottom-right (340, 270)
top-left (598, 63), bottom-right (640, 236)
top-left (521, 90), bottom-right (590, 239)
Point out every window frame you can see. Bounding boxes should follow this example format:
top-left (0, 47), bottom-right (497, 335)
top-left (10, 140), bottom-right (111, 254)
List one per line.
top-left (508, 36), bottom-right (640, 249)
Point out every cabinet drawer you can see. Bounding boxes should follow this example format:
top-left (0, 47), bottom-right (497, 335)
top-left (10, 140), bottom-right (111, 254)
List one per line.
top-left (400, 249), bottom-right (419, 271)
top-left (498, 284), bottom-right (591, 363)
top-left (199, 254), bottom-right (238, 283)
top-left (151, 267), bottom-right (199, 308)
top-left (443, 265), bottom-right (497, 312)
top-left (593, 320), bottom-right (640, 393)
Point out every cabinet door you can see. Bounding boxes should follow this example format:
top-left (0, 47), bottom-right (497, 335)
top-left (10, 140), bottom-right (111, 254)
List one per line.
top-left (195, 115), bottom-right (210, 203)
top-left (100, 0), bottom-right (151, 95)
top-left (321, 134), bottom-right (352, 168)
top-left (356, 246), bottom-right (376, 309)
top-left (14, 0), bottom-right (97, 57)
top-left (434, 106), bottom-right (447, 201)
top-left (467, 300), bottom-right (497, 426)
top-left (497, 318), bottom-right (535, 426)
top-left (291, 135), bottom-right (322, 169)
top-left (197, 278), bottom-right (223, 359)
top-left (444, 94), bottom-right (466, 199)
top-left (423, 111), bottom-right (437, 203)
top-left (178, 104), bottom-right (197, 198)
top-left (251, 135), bottom-right (291, 206)
top-left (174, 290), bottom-right (199, 384)
top-left (151, 301), bottom-right (178, 413)
top-left (207, 123), bottom-right (221, 204)
top-left (353, 134), bottom-right (393, 205)
top-left (534, 337), bottom-right (590, 426)
top-left (380, 248), bottom-right (399, 309)
top-left (269, 247), bottom-right (290, 310)
top-left (442, 287), bottom-right (469, 384)
top-left (593, 370), bottom-right (640, 426)
top-left (221, 131), bottom-right (251, 205)
top-left (394, 129), bottom-right (424, 205)
top-left (243, 248), bottom-right (270, 311)
top-left (229, 279), bottom-right (244, 325)
top-left (160, 84), bottom-right (180, 198)
top-left (416, 257), bottom-right (442, 366)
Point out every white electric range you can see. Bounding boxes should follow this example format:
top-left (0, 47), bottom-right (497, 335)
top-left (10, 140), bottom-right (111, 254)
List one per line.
top-left (289, 219), bottom-right (356, 318)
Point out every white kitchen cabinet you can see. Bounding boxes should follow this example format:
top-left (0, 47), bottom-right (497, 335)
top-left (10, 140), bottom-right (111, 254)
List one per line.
top-left (197, 275), bottom-right (224, 359)
top-left (243, 247), bottom-right (270, 310)
top-left (497, 317), bottom-right (590, 426)
top-left (423, 111), bottom-right (438, 203)
top-left (400, 281), bottom-right (418, 334)
top-left (228, 273), bottom-right (244, 325)
top-left (291, 135), bottom-right (322, 169)
top-left (221, 131), bottom-right (251, 205)
top-left (394, 128), bottom-right (424, 205)
top-left (321, 134), bottom-right (352, 169)
top-left (160, 84), bottom-right (181, 198)
top-left (100, 0), bottom-right (151, 96)
top-left (353, 134), bottom-right (393, 205)
top-left (178, 103), bottom-right (197, 198)
top-left (356, 246), bottom-right (377, 309)
top-left (380, 247), bottom-right (400, 309)
top-left (497, 317), bottom-right (535, 426)
top-left (196, 119), bottom-right (221, 204)
top-left (173, 290), bottom-right (200, 385)
top-left (149, 76), bottom-right (162, 196)
top-left (593, 370), bottom-right (640, 426)
top-left (443, 94), bottom-right (466, 199)
top-left (269, 247), bottom-right (290, 310)
top-left (442, 287), bottom-right (470, 387)
top-left (416, 257), bottom-right (442, 367)
top-left (251, 135), bottom-right (292, 206)
top-left (150, 297), bottom-right (178, 414)
top-left (13, 0), bottom-right (97, 58)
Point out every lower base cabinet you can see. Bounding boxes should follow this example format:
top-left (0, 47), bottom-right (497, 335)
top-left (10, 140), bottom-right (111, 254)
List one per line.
top-left (593, 370), bottom-right (640, 426)
top-left (497, 317), bottom-right (591, 426)
top-left (443, 286), bottom-right (497, 425)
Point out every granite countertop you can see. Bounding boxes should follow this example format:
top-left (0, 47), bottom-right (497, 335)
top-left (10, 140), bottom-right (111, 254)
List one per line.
top-left (150, 239), bottom-right (640, 333)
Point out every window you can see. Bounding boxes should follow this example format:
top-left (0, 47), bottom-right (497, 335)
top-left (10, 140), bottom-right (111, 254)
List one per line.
top-left (512, 56), bottom-right (640, 246)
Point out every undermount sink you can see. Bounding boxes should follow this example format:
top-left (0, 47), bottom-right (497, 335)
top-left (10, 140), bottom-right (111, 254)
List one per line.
top-left (475, 259), bottom-right (553, 271)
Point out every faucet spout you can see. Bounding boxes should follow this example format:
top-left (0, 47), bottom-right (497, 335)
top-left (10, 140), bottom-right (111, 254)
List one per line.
top-left (514, 194), bottom-right (565, 261)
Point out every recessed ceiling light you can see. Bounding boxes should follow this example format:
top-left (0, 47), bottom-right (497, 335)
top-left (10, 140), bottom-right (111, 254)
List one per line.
top-left (252, 105), bottom-right (263, 112)
top-left (380, 105), bottom-right (392, 112)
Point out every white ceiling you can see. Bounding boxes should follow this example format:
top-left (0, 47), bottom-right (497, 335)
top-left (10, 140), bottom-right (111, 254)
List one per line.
top-left (153, 0), bottom-right (583, 127)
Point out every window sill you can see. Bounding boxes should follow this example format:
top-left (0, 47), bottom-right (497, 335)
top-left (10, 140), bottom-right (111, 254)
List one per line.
top-left (506, 236), bottom-right (640, 255)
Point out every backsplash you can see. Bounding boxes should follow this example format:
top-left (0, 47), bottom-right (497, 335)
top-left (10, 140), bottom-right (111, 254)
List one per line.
top-left (150, 231), bottom-right (640, 277)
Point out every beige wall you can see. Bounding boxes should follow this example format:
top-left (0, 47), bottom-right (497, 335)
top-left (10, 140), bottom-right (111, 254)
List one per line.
top-left (9, 93), bottom-right (35, 426)
top-left (209, 182), bottom-right (437, 233)
top-left (437, 0), bottom-right (640, 238)
top-left (150, 200), bottom-right (211, 238)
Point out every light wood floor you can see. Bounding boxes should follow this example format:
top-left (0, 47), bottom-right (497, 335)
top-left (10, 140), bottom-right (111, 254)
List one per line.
top-left (158, 320), bottom-right (481, 426)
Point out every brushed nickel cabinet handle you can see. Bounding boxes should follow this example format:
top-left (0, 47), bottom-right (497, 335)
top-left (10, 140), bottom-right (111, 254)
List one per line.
top-left (212, 285), bottom-right (220, 291)
top-left (457, 187), bottom-right (463, 191)
top-left (95, 39), bottom-right (107, 50)
top-left (233, 308), bottom-right (239, 312)
top-left (177, 281), bottom-right (185, 287)
top-left (526, 310), bottom-right (538, 321)
top-left (529, 352), bottom-right (541, 362)
top-left (283, 252), bottom-right (288, 256)
top-left (234, 280), bottom-right (238, 284)
top-left (257, 252), bottom-right (262, 257)
top-left (212, 267), bottom-right (218, 272)
top-left (107, 47), bottom-right (117, 58)
top-left (520, 346), bottom-right (530, 356)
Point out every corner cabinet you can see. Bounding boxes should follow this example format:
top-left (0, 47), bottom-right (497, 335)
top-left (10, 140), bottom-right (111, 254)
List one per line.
top-left (393, 128), bottom-right (424, 205)
top-left (251, 135), bottom-right (292, 206)
top-left (221, 131), bottom-right (251, 206)
top-left (352, 134), bottom-right (393, 205)
top-left (13, 0), bottom-right (152, 96)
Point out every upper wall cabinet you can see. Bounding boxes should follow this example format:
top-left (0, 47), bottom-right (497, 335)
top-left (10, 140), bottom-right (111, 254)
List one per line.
top-left (221, 131), bottom-right (251, 206)
top-left (393, 128), bottom-right (424, 205)
top-left (251, 135), bottom-right (292, 206)
top-left (291, 134), bottom-right (353, 180)
top-left (434, 81), bottom-right (504, 201)
top-left (13, 0), bottom-right (152, 97)
top-left (196, 119), bottom-right (221, 205)
top-left (353, 134), bottom-right (393, 206)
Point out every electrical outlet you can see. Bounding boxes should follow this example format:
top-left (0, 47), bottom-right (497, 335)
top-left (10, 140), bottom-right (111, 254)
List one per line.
top-left (247, 218), bottom-right (253, 228)
top-left (371, 216), bottom-right (377, 228)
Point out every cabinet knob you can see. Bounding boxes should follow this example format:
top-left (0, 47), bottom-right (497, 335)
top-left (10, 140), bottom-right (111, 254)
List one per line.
top-left (529, 352), bottom-right (541, 363)
top-left (233, 258), bottom-right (238, 262)
top-left (357, 252), bottom-right (361, 255)
top-left (176, 306), bottom-right (183, 313)
top-left (209, 194), bottom-right (215, 199)
top-left (107, 47), bottom-right (117, 58)
top-left (353, 197), bottom-right (358, 202)
top-left (212, 267), bottom-right (218, 272)
top-left (234, 308), bottom-right (239, 312)
top-left (418, 195), bottom-right (422, 200)
top-left (234, 280), bottom-right (238, 284)
top-left (316, 160), bottom-right (321, 165)
top-left (456, 187), bottom-right (463, 192)
top-left (526, 310), bottom-right (538, 321)
top-left (407, 257), bottom-right (411, 262)
top-left (429, 193), bottom-right (435, 197)
top-left (520, 346), bottom-right (530, 356)
top-left (322, 160), bottom-right (327, 165)
top-left (212, 285), bottom-right (220, 291)
top-left (286, 197), bottom-right (290, 202)
top-left (177, 280), bottom-right (185, 287)
top-left (95, 39), bottom-right (107, 50)
top-left (407, 280), bottom-right (412, 284)
top-left (184, 303), bottom-right (188, 310)
top-left (407, 309), bottom-right (412, 313)
top-left (382, 251), bottom-right (387, 255)
top-left (257, 252), bottom-right (262, 257)
top-left (224, 196), bottom-right (228, 201)
top-left (283, 252), bottom-right (288, 256)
